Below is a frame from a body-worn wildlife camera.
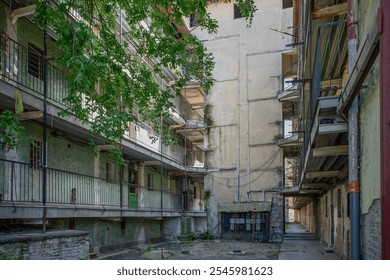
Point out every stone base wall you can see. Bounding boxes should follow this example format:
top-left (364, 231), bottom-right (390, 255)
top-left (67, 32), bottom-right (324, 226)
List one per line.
top-left (361, 198), bottom-right (381, 260)
top-left (0, 230), bottom-right (89, 260)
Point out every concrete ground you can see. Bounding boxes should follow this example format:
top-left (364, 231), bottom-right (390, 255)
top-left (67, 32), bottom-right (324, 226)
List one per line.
top-left (101, 240), bottom-right (281, 260)
top-left (278, 222), bottom-right (340, 260)
top-left (100, 222), bottom-right (340, 260)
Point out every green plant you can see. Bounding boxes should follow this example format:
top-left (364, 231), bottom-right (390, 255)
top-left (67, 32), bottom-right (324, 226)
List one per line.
top-left (32, 0), bottom-right (256, 165)
top-left (0, 110), bottom-right (25, 150)
top-left (204, 190), bottom-right (212, 200)
top-left (145, 242), bottom-right (152, 252)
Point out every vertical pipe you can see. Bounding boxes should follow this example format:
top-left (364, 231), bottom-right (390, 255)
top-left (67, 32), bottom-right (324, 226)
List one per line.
top-left (347, 0), bottom-right (360, 260)
top-left (380, 0), bottom-right (390, 260)
top-left (42, 3), bottom-right (48, 232)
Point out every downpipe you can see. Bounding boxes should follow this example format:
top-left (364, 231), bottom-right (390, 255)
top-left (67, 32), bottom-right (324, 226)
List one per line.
top-left (347, 0), bottom-right (361, 260)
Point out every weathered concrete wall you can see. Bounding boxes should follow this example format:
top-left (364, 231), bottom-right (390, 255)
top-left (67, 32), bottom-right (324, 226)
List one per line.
top-left (192, 0), bottom-right (292, 236)
top-left (360, 56), bottom-right (381, 259)
top-left (361, 199), bottom-right (381, 260)
top-left (0, 230), bottom-right (89, 260)
top-left (316, 184), bottom-right (350, 259)
top-left (50, 217), bottom-right (162, 253)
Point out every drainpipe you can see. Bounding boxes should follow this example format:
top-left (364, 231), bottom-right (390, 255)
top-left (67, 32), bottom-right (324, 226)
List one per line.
top-left (347, 0), bottom-right (360, 260)
top-left (380, 0), bottom-right (390, 260)
top-left (42, 3), bottom-right (48, 232)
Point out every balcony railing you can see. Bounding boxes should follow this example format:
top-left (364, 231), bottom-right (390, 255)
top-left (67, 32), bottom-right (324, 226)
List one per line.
top-left (0, 158), bottom-right (204, 212)
top-left (0, 32), bottom-right (68, 104)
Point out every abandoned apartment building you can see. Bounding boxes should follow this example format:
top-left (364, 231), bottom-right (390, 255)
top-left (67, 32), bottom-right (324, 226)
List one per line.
top-left (1, 0), bottom-right (389, 260)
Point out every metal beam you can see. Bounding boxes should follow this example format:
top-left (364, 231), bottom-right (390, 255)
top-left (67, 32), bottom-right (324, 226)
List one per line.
top-left (337, 8), bottom-right (380, 114)
top-left (318, 123), bottom-right (348, 134)
top-left (305, 170), bottom-right (342, 179)
top-left (302, 183), bottom-right (329, 189)
top-left (142, 161), bottom-right (161, 166)
top-left (312, 3), bottom-right (348, 20)
top-left (313, 145), bottom-right (349, 157)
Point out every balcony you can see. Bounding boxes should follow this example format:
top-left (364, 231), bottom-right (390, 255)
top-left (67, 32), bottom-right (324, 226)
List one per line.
top-left (0, 158), bottom-right (206, 219)
top-left (181, 80), bottom-right (204, 110)
top-left (295, 20), bottom-right (349, 206)
top-left (0, 33), bottom-right (192, 169)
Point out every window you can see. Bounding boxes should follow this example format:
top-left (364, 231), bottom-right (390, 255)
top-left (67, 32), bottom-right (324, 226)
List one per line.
top-left (189, 13), bottom-right (200, 28)
top-left (283, 0), bottom-right (293, 9)
top-left (193, 186), bottom-right (197, 199)
top-left (106, 162), bottom-right (115, 182)
top-left (337, 189), bottom-right (342, 217)
top-left (30, 140), bottom-right (43, 169)
top-left (325, 196), bottom-right (328, 217)
top-left (233, 4), bottom-right (243, 19)
top-left (28, 44), bottom-right (43, 80)
top-left (147, 173), bottom-right (153, 190)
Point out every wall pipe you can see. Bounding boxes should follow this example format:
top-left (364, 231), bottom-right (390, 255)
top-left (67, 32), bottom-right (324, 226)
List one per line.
top-left (42, 2), bottom-right (48, 232)
top-left (380, 0), bottom-right (390, 260)
top-left (347, 0), bottom-right (360, 260)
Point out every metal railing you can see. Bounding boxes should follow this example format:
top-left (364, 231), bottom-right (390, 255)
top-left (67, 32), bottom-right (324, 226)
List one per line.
top-left (0, 32), bottom-right (69, 104)
top-left (0, 158), bottom-right (204, 211)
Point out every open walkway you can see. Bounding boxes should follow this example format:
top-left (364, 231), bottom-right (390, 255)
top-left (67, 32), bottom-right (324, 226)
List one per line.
top-left (278, 222), bottom-right (340, 260)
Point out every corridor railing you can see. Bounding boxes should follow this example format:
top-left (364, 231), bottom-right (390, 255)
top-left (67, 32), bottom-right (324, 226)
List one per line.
top-left (0, 32), bottom-right (69, 104)
top-left (0, 158), bottom-right (204, 212)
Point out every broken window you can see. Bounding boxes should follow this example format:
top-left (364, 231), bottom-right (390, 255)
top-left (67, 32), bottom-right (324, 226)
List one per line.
top-left (30, 139), bottom-right (43, 169)
top-left (283, 0), bottom-right (293, 9)
top-left (233, 4), bottom-right (243, 19)
top-left (189, 13), bottom-right (200, 28)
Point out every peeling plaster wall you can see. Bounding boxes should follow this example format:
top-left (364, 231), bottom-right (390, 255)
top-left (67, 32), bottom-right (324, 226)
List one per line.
top-left (315, 184), bottom-right (350, 259)
top-left (360, 56), bottom-right (381, 259)
top-left (192, 0), bottom-right (292, 236)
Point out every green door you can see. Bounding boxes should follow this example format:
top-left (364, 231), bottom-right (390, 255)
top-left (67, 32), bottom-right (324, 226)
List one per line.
top-left (128, 170), bottom-right (138, 208)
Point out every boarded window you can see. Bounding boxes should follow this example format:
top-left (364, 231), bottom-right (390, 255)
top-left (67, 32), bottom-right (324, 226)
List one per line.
top-left (30, 140), bottom-right (43, 169)
top-left (28, 44), bottom-right (43, 80)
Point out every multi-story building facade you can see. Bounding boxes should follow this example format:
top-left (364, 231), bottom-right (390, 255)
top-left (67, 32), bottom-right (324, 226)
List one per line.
top-left (288, 0), bottom-right (390, 259)
top-left (0, 0), bottom-right (208, 257)
top-left (190, 0), bottom-right (293, 239)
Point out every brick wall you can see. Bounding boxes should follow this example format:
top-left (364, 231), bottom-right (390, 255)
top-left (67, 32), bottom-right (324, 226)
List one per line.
top-left (0, 230), bottom-right (89, 260)
top-left (361, 198), bottom-right (381, 260)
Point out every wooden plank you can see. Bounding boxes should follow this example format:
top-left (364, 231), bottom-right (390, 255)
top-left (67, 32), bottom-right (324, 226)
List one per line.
top-left (16, 111), bottom-right (43, 120)
top-left (312, 3), bottom-right (348, 20)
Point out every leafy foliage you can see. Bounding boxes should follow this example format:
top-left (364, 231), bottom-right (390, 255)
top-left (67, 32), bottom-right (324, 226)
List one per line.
top-left (0, 111), bottom-right (25, 150)
top-left (32, 0), bottom-right (256, 161)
